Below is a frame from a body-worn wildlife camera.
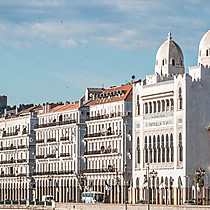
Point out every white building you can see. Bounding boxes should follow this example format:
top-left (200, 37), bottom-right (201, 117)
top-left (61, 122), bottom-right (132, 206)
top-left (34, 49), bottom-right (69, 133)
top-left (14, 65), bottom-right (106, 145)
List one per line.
top-left (0, 107), bottom-right (37, 204)
top-left (34, 102), bottom-right (87, 203)
top-left (83, 85), bottom-right (133, 203)
top-left (132, 31), bottom-right (210, 205)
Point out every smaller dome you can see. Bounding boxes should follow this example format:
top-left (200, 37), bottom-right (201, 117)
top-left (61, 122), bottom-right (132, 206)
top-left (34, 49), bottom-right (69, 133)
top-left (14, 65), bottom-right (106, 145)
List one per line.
top-left (155, 33), bottom-right (184, 76)
top-left (198, 30), bottom-right (210, 68)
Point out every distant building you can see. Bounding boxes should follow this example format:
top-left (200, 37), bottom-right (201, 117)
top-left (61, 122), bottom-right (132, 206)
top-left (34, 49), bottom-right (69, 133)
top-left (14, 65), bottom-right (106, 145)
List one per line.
top-left (0, 96), bottom-right (7, 114)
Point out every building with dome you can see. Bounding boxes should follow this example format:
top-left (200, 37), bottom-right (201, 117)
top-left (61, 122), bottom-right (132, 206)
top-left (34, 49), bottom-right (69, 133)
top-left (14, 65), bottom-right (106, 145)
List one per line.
top-left (132, 31), bottom-right (210, 205)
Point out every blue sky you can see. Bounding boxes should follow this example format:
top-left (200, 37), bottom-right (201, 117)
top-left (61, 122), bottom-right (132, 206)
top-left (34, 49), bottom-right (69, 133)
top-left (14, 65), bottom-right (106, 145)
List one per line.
top-left (0, 0), bottom-right (210, 105)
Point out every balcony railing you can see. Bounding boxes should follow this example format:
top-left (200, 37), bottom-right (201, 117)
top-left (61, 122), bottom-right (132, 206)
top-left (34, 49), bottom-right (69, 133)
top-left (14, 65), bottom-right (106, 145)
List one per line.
top-left (84, 148), bottom-right (118, 156)
top-left (35, 170), bottom-right (74, 176)
top-left (47, 138), bottom-right (56, 143)
top-left (36, 155), bottom-right (45, 159)
top-left (84, 131), bottom-right (120, 139)
top-left (36, 139), bottom-right (44, 144)
top-left (86, 112), bottom-right (124, 121)
top-left (0, 159), bottom-right (16, 164)
top-left (18, 145), bottom-right (27, 149)
top-left (0, 145), bottom-right (16, 151)
top-left (60, 153), bottom-right (71, 157)
top-left (2, 131), bottom-right (18, 137)
top-left (82, 167), bottom-right (117, 173)
top-left (0, 173), bottom-right (16, 177)
top-left (35, 120), bottom-right (77, 129)
top-left (17, 159), bottom-right (27, 163)
top-left (60, 136), bottom-right (69, 141)
top-left (46, 154), bottom-right (56, 159)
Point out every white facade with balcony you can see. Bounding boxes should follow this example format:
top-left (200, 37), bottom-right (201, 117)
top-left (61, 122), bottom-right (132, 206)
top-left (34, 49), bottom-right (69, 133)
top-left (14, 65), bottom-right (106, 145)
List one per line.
top-left (0, 110), bottom-right (37, 204)
top-left (83, 85), bottom-right (133, 203)
top-left (34, 103), bottom-right (87, 203)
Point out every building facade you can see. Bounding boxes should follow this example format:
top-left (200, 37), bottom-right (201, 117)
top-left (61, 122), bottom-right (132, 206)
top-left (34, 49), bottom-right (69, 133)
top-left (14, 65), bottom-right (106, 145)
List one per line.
top-left (132, 31), bottom-right (210, 205)
top-left (0, 108), bottom-right (37, 204)
top-left (83, 85), bottom-right (133, 203)
top-left (34, 103), bottom-right (87, 203)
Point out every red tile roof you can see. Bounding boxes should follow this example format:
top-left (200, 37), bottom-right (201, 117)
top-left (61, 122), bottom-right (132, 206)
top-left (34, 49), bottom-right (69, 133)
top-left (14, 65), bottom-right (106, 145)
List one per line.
top-left (50, 103), bottom-right (80, 112)
top-left (86, 84), bottom-right (132, 106)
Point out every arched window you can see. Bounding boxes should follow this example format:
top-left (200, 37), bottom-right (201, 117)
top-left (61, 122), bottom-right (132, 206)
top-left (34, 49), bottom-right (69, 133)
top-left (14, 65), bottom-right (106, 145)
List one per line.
top-left (172, 59), bottom-right (175, 66)
top-left (149, 148), bottom-right (152, 163)
top-left (170, 99), bottom-right (174, 111)
top-left (162, 100), bottom-right (165, 112)
top-left (157, 101), bottom-right (161, 112)
top-left (144, 136), bottom-right (148, 163)
top-left (145, 149), bottom-right (148, 163)
top-left (178, 133), bottom-right (183, 162)
top-left (145, 103), bottom-right (148, 114)
top-left (166, 99), bottom-right (170, 111)
top-left (206, 49), bottom-right (209, 56)
top-left (166, 134), bottom-right (170, 162)
top-left (153, 136), bottom-right (156, 163)
top-left (178, 88), bottom-right (183, 110)
top-left (149, 102), bottom-right (152, 113)
top-left (137, 95), bottom-right (140, 115)
top-left (162, 59), bottom-right (165, 66)
top-left (137, 137), bottom-right (140, 164)
top-left (161, 135), bottom-right (165, 162)
top-left (153, 101), bottom-right (156, 113)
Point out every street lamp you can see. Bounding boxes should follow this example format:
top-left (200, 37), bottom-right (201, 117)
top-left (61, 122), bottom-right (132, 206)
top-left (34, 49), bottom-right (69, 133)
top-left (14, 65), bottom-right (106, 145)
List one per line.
top-left (194, 168), bottom-right (206, 205)
top-left (144, 164), bottom-right (158, 210)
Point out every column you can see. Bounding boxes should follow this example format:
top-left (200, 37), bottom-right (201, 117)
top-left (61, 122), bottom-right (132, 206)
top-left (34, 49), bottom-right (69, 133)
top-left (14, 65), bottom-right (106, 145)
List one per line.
top-left (160, 188), bottom-right (163, 205)
top-left (174, 187), bottom-right (177, 205)
top-left (156, 188), bottom-right (159, 204)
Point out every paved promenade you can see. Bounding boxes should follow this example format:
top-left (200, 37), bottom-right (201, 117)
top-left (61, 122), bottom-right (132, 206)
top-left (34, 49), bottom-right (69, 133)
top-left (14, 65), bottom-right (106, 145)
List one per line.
top-left (1, 204), bottom-right (210, 210)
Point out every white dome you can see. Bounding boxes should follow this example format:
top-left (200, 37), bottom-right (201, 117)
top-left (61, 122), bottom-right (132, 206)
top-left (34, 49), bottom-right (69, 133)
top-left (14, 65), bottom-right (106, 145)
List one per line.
top-left (155, 33), bottom-right (184, 76)
top-left (198, 30), bottom-right (210, 68)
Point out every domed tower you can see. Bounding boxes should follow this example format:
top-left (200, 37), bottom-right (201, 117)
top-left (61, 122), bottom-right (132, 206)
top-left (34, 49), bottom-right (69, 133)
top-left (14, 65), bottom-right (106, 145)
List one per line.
top-left (155, 33), bottom-right (185, 76)
top-left (198, 30), bottom-right (210, 68)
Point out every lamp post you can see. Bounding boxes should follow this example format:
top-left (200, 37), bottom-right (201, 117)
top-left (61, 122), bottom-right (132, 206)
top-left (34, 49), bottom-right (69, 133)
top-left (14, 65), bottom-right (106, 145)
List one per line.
top-left (144, 164), bottom-right (158, 210)
top-left (123, 116), bottom-right (132, 210)
top-left (195, 168), bottom-right (206, 205)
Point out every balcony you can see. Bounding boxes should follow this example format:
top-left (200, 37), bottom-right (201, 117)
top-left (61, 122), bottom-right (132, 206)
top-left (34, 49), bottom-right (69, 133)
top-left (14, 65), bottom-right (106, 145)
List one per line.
top-left (35, 171), bottom-right (58, 176)
top-left (58, 170), bottom-right (74, 175)
top-left (2, 131), bottom-right (18, 137)
top-left (0, 145), bottom-right (17, 151)
top-left (17, 159), bottom-right (27, 163)
top-left (35, 120), bottom-right (77, 129)
top-left (47, 138), bottom-right (56, 143)
top-left (84, 131), bottom-right (120, 139)
top-left (0, 159), bottom-right (16, 164)
top-left (60, 153), bottom-right (71, 158)
top-left (18, 145), bottom-right (27, 149)
top-left (46, 154), bottom-right (56, 159)
top-left (0, 173), bottom-right (16, 178)
top-left (82, 167), bottom-right (116, 173)
top-left (84, 148), bottom-right (118, 156)
top-left (36, 139), bottom-right (44, 144)
top-left (36, 155), bottom-right (45, 159)
top-left (60, 136), bottom-right (69, 141)
top-left (86, 112), bottom-right (124, 121)
top-left (34, 170), bottom-right (74, 176)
